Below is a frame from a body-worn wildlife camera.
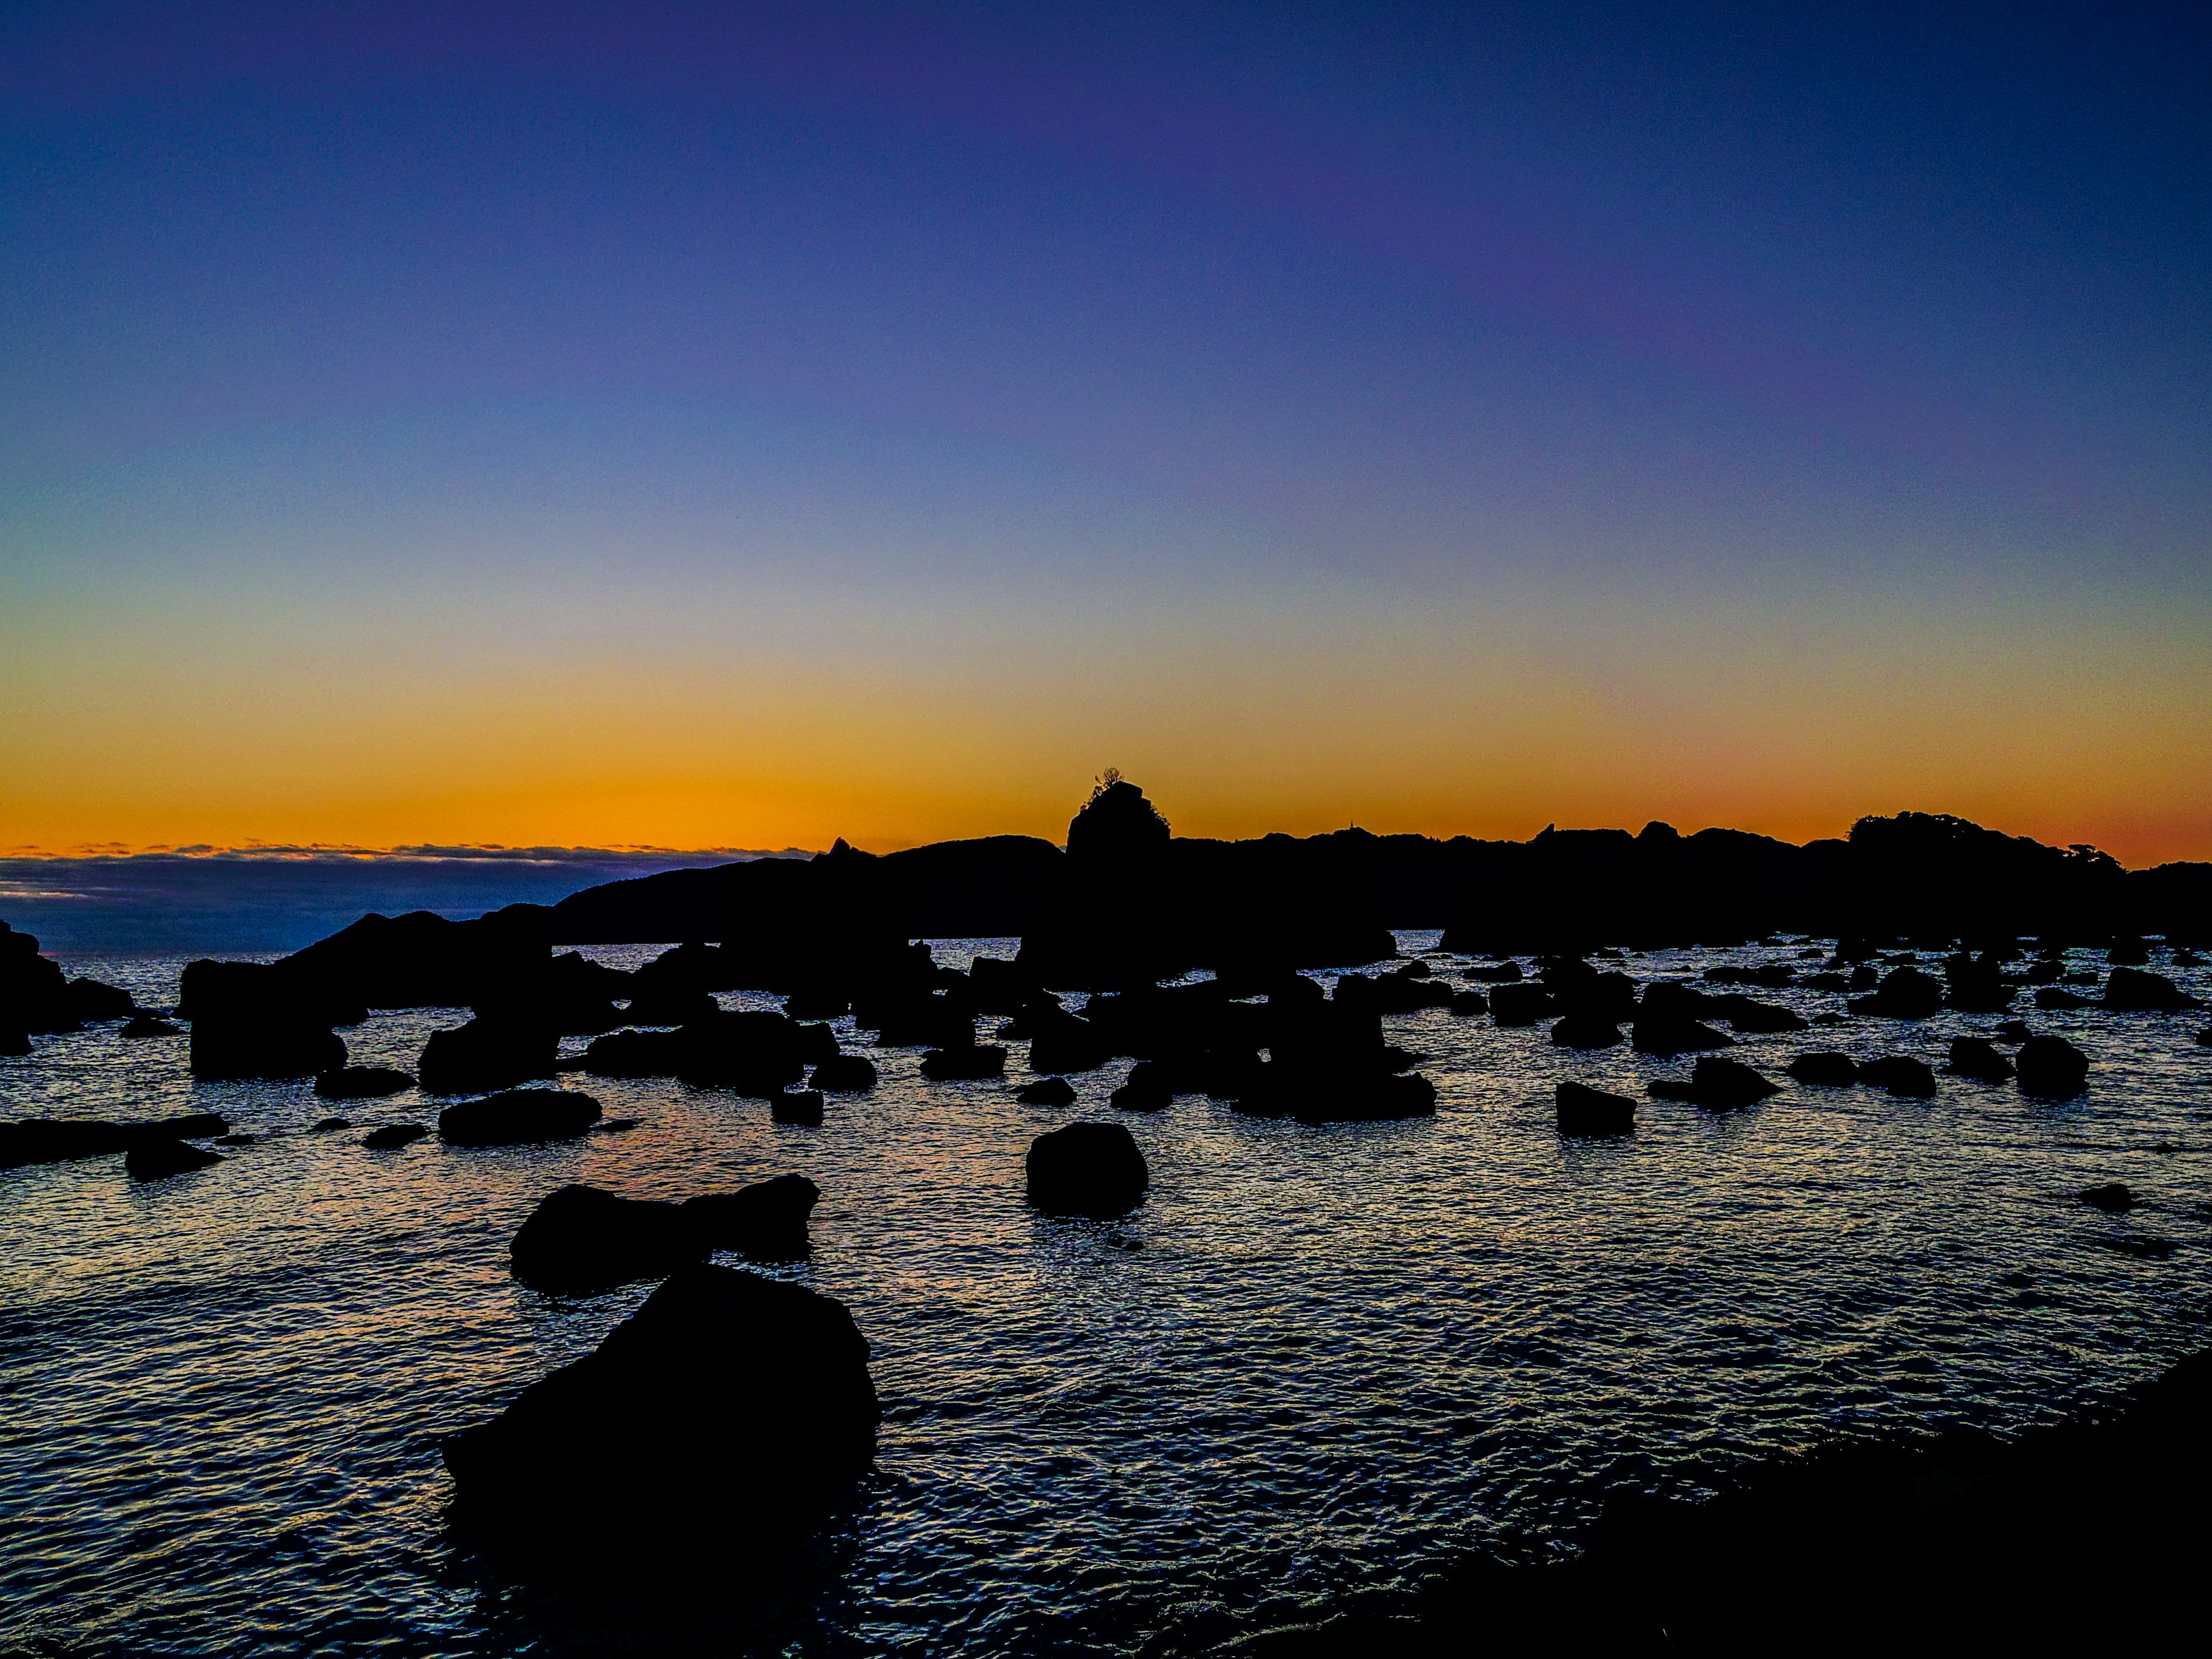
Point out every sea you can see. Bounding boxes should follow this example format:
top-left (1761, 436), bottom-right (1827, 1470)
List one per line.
top-left (4, 923), bottom-right (2210, 1656)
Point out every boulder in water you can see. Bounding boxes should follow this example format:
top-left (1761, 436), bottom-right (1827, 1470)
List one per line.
top-left (1859, 1055), bottom-right (1938, 1099)
top-left (312, 1116), bottom-right (351, 1132)
top-left (362, 1123), bottom-right (427, 1150)
top-left (120, 1015), bottom-right (181, 1039)
top-left (810, 1054), bottom-right (878, 1092)
top-left (126, 1138), bottom-right (224, 1180)
top-left (1653, 1056), bottom-right (1781, 1110)
top-left (1027, 1122), bottom-right (1149, 1218)
top-left (2018, 1034), bottom-right (2090, 1099)
top-left (438, 1089), bottom-right (601, 1147)
top-left (1110, 1061), bottom-right (1173, 1112)
top-left (315, 1065), bottom-right (414, 1100)
top-left (1555, 1081), bottom-right (1635, 1136)
top-left (441, 1264), bottom-right (878, 1559)
top-left (1015, 1075), bottom-right (1077, 1107)
top-left (0, 1112), bottom-right (228, 1170)
top-left (771, 1088), bottom-right (824, 1126)
top-left (2080, 1183), bottom-right (2133, 1213)
top-left (418, 1017), bottom-right (558, 1096)
top-left (1488, 983), bottom-right (1555, 1026)
top-left (1945, 1037), bottom-right (2014, 1082)
top-left (511, 1184), bottom-right (702, 1292)
top-left (681, 1173), bottom-right (820, 1260)
top-left (190, 1016), bottom-right (346, 1081)
top-left (1786, 1052), bottom-right (1859, 1087)
top-left (1447, 989), bottom-right (1491, 1016)
top-left (919, 1043), bottom-right (1007, 1081)
top-left (2103, 968), bottom-right (2199, 1013)
top-left (1849, 967), bottom-right (1945, 1019)
top-left (1550, 1014), bottom-right (1623, 1050)
top-left (1707, 994), bottom-right (1810, 1033)
top-left (1632, 1016), bottom-right (1734, 1056)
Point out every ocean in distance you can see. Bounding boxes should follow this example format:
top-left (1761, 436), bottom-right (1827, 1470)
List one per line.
top-left (4, 932), bottom-right (2210, 1656)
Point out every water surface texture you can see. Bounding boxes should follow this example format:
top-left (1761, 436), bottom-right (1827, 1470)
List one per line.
top-left (5, 935), bottom-right (2210, 1656)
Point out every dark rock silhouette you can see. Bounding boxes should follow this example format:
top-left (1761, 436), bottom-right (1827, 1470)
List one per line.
top-left (1488, 983), bottom-right (1554, 1026)
top-left (1110, 1062), bottom-right (1173, 1112)
top-left (312, 1116), bottom-right (350, 1131)
top-left (442, 1264), bottom-right (877, 1559)
top-left (1650, 1056), bottom-right (1781, 1109)
top-left (1786, 1052), bottom-right (1859, 1086)
top-left (315, 1065), bottom-right (414, 1100)
top-left (1, 921), bottom-right (135, 1036)
top-left (438, 1089), bottom-right (601, 1147)
top-left (1016, 1076), bottom-right (1077, 1107)
top-left (772, 1088), bottom-right (824, 1125)
top-left (120, 1014), bottom-right (181, 1038)
top-left (1849, 965), bottom-right (1945, 1019)
top-left (66, 978), bottom-right (134, 1021)
top-left (681, 1175), bottom-right (820, 1260)
top-left (2033, 985), bottom-right (2098, 1010)
top-left (919, 1043), bottom-right (1007, 1081)
top-left (810, 1054), bottom-right (878, 1092)
top-left (2079, 1183), bottom-right (2133, 1213)
top-left (2017, 1034), bottom-right (2090, 1099)
top-left (1703, 994), bottom-right (1809, 1033)
top-left (2103, 967), bottom-right (2198, 1013)
top-left (1027, 1122), bottom-right (1149, 1217)
top-left (418, 1017), bottom-right (558, 1096)
top-left (1630, 1014), bottom-right (1733, 1055)
top-left (362, 1124), bottom-right (427, 1149)
top-left (512, 1184), bottom-right (702, 1291)
top-left (1446, 988), bottom-right (1491, 1016)
top-left (1, 1112), bottom-right (227, 1170)
top-left (179, 958), bottom-right (365, 1026)
top-left (189, 1017), bottom-right (346, 1081)
top-left (1555, 1081), bottom-right (1635, 1136)
top-left (1944, 1037), bottom-right (2014, 1082)
top-left (1858, 1056), bottom-right (1938, 1099)
top-left (1943, 952), bottom-right (2014, 1013)
top-left (2198, 1027), bottom-right (2212, 1047)
top-left (1549, 1014), bottom-right (1623, 1049)
top-left (126, 1139), bottom-right (223, 1180)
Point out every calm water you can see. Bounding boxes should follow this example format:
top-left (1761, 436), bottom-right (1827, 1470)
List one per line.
top-left (5, 934), bottom-right (2210, 1657)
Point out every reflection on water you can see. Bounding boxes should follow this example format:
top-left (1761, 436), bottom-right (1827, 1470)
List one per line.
top-left (4, 934), bottom-right (2210, 1655)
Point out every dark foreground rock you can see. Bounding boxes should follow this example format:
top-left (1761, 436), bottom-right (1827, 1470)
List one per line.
top-left (771, 1088), bottom-right (824, 1125)
top-left (438, 1089), bottom-right (601, 1147)
top-left (810, 1054), bottom-right (878, 1092)
top-left (1649, 1056), bottom-right (1781, 1110)
top-left (443, 1264), bottom-right (878, 1560)
top-left (1944, 1036), bottom-right (2014, 1082)
top-left (2017, 1033), bottom-right (2090, 1099)
top-left (362, 1124), bottom-right (427, 1150)
top-left (1785, 1051), bottom-right (1858, 1086)
top-left (315, 1065), bottom-right (414, 1099)
top-left (681, 1174), bottom-right (820, 1260)
top-left (1015, 1075), bottom-right (1077, 1107)
top-left (1858, 1055), bottom-right (1938, 1098)
top-left (126, 1139), bottom-right (224, 1180)
top-left (1, 1112), bottom-right (228, 1170)
top-left (1555, 1081), bottom-right (1634, 1137)
top-left (1027, 1122), bottom-right (1149, 1218)
top-left (512, 1184), bottom-right (702, 1291)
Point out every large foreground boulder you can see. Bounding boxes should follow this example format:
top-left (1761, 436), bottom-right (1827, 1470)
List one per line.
top-left (1027, 1122), bottom-right (1149, 1218)
top-left (438, 1089), bottom-right (602, 1147)
top-left (442, 1265), bottom-right (878, 1558)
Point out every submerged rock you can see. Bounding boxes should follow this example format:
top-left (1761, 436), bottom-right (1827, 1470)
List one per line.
top-left (771, 1088), bottom-right (825, 1126)
top-left (311, 1116), bottom-right (351, 1132)
top-left (1110, 1060), bottom-right (1174, 1112)
top-left (2080, 1183), bottom-right (2134, 1213)
top-left (0, 1112), bottom-right (227, 1170)
top-left (919, 1043), bottom-right (1007, 1081)
top-left (442, 1264), bottom-right (877, 1559)
top-left (1631, 1016), bottom-right (1734, 1056)
top-left (120, 1015), bottom-right (181, 1039)
top-left (1027, 1122), bottom-right (1149, 1218)
top-left (1786, 1052), bottom-right (1859, 1087)
top-left (315, 1065), bottom-right (414, 1100)
top-left (2017, 1034), bottom-right (2090, 1099)
top-left (362, 1123), bottom-right (428, 1150)
top-left (1015, 1075), bottom-right (1078, 1107)
top-left (1555, 1081), bottom-right (1635, 1137)
top-left (438, 1089), bottom-right (601, 1148)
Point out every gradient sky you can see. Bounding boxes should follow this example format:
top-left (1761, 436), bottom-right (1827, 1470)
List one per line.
top-left (3, 2), bottom-right (2208, 862)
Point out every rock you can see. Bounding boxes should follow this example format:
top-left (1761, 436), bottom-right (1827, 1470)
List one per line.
top-left (1550, 1014), bottom-right (1623, 1050)
top-left (1848, 967), bottom-right (1945, 1019)
top-left (578, 1027), bottom-right (683, 1078)
top-left (681, 1175), bottom-right (820, 1260)
top-left (1631, 1016), bottom-right (1734, 1055)
top-left (679, 1174), bottom-right (821, 1261)
top-left (2105, 936), bottom-right (2151, 966)
top-left (1859, 1056), bottom-right (1938, 1098)
top-left (1282, 1070), bottom-right (1438, 1123)
top-left (213, 1132), bottom-right (255, 1147)
top-left (772, 1088), bottom-right (824, 1126)
top-left (1468, 961), bottom-right (1525, 982)
top-left (673, 1012), bottom-right (813, 1096)
top-left (65, 977), bottom-right (136, 1022)
top-left (1027, 1122), bottom-right (1149, 1218)
top-left (2198, 1027), bottom-right (2212, 1048)
top-left (1027, 1012), bottom-right (1114, 1073)
top-left (1447, 989), bottom-right (1491, 1016)
top-left (1945, 1037), bottom-right (2015, 1082)
top-left (1706, 994), bottom-right (1810, 1033)
top-left (418, 1017), bottom-right (558, 1096)
top-left (621, 986), bottom-right (721, 1027)
top-left (810, 1054), bottom-right (878, 1092)
top-left (1488, 983), bottom-right (1556, 1026)
top-left (315, 1065), bottom-right (414, 1099)
top-left (1786, 1052), bottom-right (1859, 1086)
top-left (189, 1016), bottom-right (346, 1081)
top-left (1556, 1081), bottom-right (1635, 1136)
top-left (2080, 1183), bottom-right (2134, 1213)
top-left (441, 1264), bottom-right (877, 1559)
top-left (0, 920), bottom-right (74, 1033)
top-left (919, 1043), bottom-right (1007, 1081)
top-left (1995, 1020), bottom-right (2034, 1043)
top-left (362, 1123), bottom-right (427, 1149)
top-left (0, 1112), bottom-right (228, 1170)
top-left (120, 1015), bottom-right (181, 1039)
top-left (1654, 1056), bottom-right (1782, 1110)
top-left (593, 1118), bottom-right (640, 1133)
top-left (2018, 1034), bottom-right (2090, 1099)
top-left (512, 1184), bottom-right (703, 1292)
top-left (438, 1088), bottom-right (601, 1148)
top-left (126, 1139), bottom-right (224, 1180)
top-left (177, 958), bottom-right (364, 1027)
top-left (0, 1025), bottom-right (28, 1056)
top-left (311, 1116), bottom-right (351, 1132)
top-left (2103, 968), bottom-right (2199, 1013)
top-left (1016, 1076), bottom-right (1077, 1107)
top-left (2033, 987), bottom-right (2099, 1010)
top-left (1111, 1061), bottom-right (1173, 1112)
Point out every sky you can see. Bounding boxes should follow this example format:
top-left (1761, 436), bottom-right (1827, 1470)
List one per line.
top-left (2, 2), bottom-right (2208, 864)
